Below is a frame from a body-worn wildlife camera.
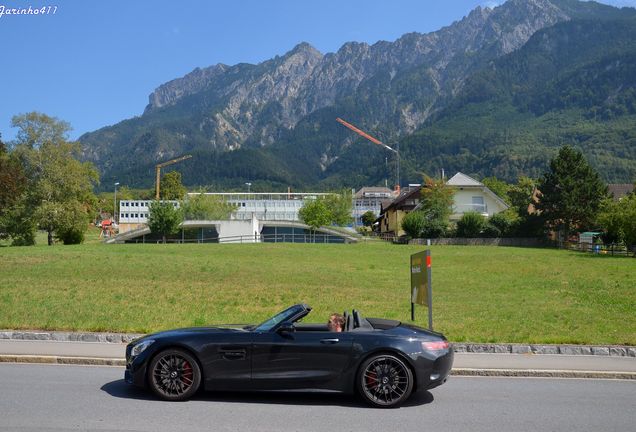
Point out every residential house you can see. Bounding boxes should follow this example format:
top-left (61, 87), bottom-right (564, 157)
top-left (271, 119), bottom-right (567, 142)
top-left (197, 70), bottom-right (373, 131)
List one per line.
top-left (377, 187), bottom-right (422, 236)
top-left (445, 172), bottom-right (509, 220)
top-left (377, 173), bottom-right (509, 236)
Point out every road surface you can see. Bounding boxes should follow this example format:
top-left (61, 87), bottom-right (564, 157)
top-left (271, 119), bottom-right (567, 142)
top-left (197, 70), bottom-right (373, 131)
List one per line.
top-left (1, 363), bottom-right (634, 432)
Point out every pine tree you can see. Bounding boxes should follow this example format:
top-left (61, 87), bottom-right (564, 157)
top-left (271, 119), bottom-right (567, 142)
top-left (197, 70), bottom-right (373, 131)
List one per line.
top-left (536, 146), bottom-right (608, 244)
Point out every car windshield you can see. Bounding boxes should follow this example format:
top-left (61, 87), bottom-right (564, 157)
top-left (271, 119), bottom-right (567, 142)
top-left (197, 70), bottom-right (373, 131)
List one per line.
top-left (254, 305), bottom-right (306, 332)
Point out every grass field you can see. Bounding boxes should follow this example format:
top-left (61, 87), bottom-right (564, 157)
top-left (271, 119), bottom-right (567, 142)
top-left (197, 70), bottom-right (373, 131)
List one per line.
top-left (1, 241), bottom-right (634, 345)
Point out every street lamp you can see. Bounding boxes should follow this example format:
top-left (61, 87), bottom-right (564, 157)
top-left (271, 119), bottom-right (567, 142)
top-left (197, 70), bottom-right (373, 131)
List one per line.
top-left (113, 182), bottom-right (120, 224)
top-left (245, 182), bottom-right (252, 194)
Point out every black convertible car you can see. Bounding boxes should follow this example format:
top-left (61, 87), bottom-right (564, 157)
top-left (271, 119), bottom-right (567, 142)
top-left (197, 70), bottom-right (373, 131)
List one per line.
top-left (125, 304), bottom-right (453, 407)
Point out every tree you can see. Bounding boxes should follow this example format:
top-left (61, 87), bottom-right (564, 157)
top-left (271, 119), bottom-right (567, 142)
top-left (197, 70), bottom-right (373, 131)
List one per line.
top-left (323, 189), bottom-right (353, 226)
top-left (419, 176), bottom-right (454, 223)
top-left (361, 211), bottom-right (377, 227)
top-left (147, 201), bottom-right (184, 244)
top-left (182, 194), bottom-right (237, 220)
top-left (160, 171), bottom-right (186, 200)
top-left (0, 138), bottom-right (27, 241)
top-left (508, 177), bottom-right (536, 215)
top-left (11, 112), bottom-right (99, 245)
top-left (598, 195), bottom-right (636, 248)
top-left (536, 146), bottom-right (608, 243)
top-left (456, 211), bottom-right (486, 237)
top-left (409, 176), bottom-right (454, 238)
top-left (299, 191), bottom-right (353, 235)
top-left (55, 200), bottom-right (92, 244)
top-left (482, 177), bottom-right (511, 205)
top-left (299, 199), bottom-right (331, 233)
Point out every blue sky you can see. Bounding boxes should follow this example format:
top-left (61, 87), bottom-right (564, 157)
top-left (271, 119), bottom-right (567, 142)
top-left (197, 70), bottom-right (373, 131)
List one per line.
top-left (1, 0), bottom-right (635, 141)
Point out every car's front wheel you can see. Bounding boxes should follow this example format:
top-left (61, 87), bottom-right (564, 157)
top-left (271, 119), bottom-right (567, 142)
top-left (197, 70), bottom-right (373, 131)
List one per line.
top-left (357, 353), bottom-right (414, 408)
top-left (148, 348), bottom-right (201, 401)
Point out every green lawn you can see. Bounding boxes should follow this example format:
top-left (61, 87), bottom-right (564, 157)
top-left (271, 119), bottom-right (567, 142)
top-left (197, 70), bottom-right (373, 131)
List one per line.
top-left (0, 242), bottom-right (634, 345)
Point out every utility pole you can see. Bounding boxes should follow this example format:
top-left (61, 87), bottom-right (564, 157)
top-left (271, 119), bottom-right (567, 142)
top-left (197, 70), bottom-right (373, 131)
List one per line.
top-left (113, 182), bottom-right (120, 223)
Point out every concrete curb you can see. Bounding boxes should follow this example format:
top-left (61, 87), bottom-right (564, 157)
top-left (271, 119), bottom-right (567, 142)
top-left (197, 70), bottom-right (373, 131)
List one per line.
top-left (451, 368), bottom-right (636, 380)
top-left (452, 343), bottom-right (636, 357)
top-left (0, 330), bottom-right (142, 344)
top-left (0, 355), bottom-right (125, 366)
top-left (2, 355), bottom-right (634, 380)
top-left (2, 330), bottom-right (635, 357)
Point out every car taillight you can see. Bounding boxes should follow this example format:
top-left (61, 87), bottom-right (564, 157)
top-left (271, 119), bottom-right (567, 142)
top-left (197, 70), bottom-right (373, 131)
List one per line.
top-left (421, 340), bottom-right (449, 351)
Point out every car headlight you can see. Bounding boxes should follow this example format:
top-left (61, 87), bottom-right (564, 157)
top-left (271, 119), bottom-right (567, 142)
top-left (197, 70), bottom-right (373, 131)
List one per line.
top-left (131, 339), bottom-right (155, 357)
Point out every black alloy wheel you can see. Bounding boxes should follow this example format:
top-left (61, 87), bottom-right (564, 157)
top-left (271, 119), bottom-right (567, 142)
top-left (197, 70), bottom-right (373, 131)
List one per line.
top-left (148, 349), bottom-right (201, 401)
top-left (357, 354), bottom-right (414, 408)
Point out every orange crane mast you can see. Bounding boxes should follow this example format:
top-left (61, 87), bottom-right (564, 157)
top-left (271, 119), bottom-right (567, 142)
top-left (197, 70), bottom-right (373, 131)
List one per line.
top-left (336, 118), bottom-right (400, 189)
top-left (155, 155), bottom-right (193, 199)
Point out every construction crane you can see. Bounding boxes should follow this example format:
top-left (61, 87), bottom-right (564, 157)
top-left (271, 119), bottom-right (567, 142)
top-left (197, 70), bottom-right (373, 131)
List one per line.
top-left (336, 118), bottom-right (400, 190)
top-left (155, 155), bottom-right (192, 199)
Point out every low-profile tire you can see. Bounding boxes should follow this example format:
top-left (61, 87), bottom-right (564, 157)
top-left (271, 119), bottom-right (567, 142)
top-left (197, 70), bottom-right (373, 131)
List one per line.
top-left (148, 348), bottom-right (201, 401)
top-left (357, 353), bottom-right (414, 408)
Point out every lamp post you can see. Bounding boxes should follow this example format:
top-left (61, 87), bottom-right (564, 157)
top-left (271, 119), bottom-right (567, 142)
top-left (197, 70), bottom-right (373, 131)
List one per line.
top-left (113, 182), bottom-right (120, 223)
top-left (245, 182), bottom-right (252, 194)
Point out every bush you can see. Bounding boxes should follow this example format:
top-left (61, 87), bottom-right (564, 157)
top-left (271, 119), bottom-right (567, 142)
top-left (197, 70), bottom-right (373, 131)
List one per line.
top-left (56, 227), bottom-right (85, 245)
top-left (421, 217), bottom-right (447, 238)
top-left (486, 211), bottom-right (519, 237)
top-left (456, 212), bottom-right (486, 237)
top-left (401, 211), bottom-right (427, 239)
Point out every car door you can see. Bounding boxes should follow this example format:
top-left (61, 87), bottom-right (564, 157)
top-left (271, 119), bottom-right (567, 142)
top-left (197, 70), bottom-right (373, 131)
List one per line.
top-left (195, 330), bottom-right (253, 391)
top-left (251, 329), bottom-right (353, 390)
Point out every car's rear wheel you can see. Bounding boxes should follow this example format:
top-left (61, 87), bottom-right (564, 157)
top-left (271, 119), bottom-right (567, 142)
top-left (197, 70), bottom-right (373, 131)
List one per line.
top-left (148, 349), bottom-right (201, 401)
top-left (357, 353), bottom-right (413, 408)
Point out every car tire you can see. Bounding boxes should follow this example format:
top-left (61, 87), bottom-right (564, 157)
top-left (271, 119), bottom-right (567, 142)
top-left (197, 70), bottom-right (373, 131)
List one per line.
top-left (148, 348), bottom-right (201, 401)
top-left (357, 353), bottom-right (414, 408)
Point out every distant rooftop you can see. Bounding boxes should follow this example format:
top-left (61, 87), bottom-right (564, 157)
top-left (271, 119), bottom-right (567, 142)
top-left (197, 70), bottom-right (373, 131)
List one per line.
top-left (446, 172), bottom-right (483, 187)
top-left (354, 187), bottom-right (396, 199)
top-left (608, 184), bottom-right (634, 200)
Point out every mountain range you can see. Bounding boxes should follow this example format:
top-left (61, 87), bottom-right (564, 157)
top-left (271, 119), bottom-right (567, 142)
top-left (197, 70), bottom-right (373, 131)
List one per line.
top-left (79, 0), bottom-right (636, 191)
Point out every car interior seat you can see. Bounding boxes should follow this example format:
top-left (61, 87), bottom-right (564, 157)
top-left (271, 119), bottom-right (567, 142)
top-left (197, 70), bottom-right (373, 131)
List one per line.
top-left (352, 309), bottom-right (360, 329)
top-left (343, 311), bottom-right (350, 332)
top-left (352, 309), bottom-right (374, 331)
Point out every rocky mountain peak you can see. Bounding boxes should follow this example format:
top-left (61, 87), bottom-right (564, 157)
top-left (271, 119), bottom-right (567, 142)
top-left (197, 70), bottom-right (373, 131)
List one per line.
top-left (286, 42), bottom-right (323, 59)
top-left (79, 0), bottom-right (636, 188)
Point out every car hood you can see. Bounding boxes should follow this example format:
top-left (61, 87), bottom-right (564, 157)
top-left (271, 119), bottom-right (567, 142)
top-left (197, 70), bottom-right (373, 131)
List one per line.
top-left (133, 325), bottom-right (251, 342)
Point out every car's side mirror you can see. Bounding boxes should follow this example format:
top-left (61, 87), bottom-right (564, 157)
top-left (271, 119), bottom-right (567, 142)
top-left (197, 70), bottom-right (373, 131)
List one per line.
top-left (277, 321), bottom-right (295, 334)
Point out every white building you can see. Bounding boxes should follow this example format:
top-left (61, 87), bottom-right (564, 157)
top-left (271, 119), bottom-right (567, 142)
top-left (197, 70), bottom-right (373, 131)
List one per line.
top-left (191, 192), bottom-right (331, 221)
top-left (353, 187), bottom-right (397, 225)
top-left (118, 200), bottom-right (179, 232)
top-left (445, 172), bottom-right (509, 220)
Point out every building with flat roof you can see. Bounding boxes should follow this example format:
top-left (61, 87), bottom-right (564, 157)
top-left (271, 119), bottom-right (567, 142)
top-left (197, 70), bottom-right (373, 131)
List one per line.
top-left (190, 192), bottom-right (332, 222)
top-left (353, 187), bottom-right (397, 226)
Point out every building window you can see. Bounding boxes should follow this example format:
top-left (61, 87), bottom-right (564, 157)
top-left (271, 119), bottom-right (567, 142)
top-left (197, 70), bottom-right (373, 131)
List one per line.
top-left (472, 196), bottom-right (485, 212)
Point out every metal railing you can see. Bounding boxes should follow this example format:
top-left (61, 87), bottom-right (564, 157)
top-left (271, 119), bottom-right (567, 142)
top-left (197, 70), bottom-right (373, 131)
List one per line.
top-left (452, 204), bottom-right (488, 214)
top-left (566, 243), bottom-right (635, 257)
top-left (124, 233), bottom-right (350, 244)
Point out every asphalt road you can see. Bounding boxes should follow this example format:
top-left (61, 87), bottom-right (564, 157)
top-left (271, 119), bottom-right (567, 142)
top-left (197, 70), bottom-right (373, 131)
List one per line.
top-left (1, 364), bottom-right (634, 432)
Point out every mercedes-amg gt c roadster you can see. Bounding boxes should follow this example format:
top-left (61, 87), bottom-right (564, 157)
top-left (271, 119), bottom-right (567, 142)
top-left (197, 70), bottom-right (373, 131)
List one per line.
top-left (125, 304), bottom-right (453, 407)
